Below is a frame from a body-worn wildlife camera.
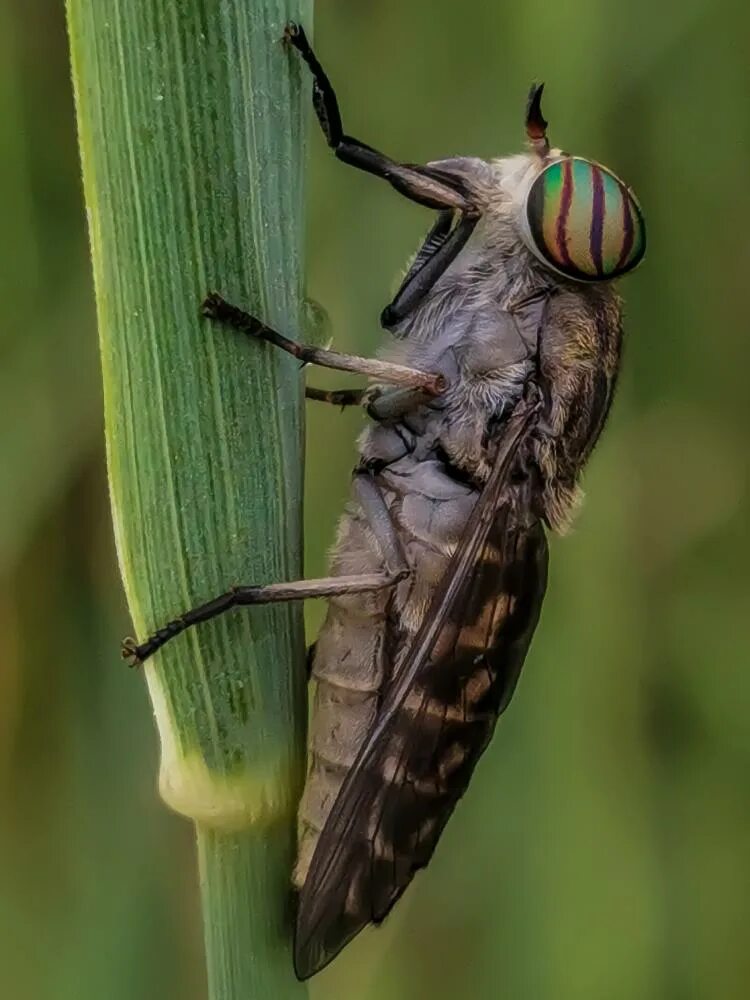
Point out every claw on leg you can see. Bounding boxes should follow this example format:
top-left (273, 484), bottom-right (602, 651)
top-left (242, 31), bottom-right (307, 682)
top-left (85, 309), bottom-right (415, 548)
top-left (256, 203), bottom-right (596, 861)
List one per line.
top-left (283, 21), bottom-right (301, 46)
top-left (121, 636), bottom-right (143, 668)
top-left (200, 291), bottom-right (264, 335)
top-left (200, 290), bottom-right (223, 319)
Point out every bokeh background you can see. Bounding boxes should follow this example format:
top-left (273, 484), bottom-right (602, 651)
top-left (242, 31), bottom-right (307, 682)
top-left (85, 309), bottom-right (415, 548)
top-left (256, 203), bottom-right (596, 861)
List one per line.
top-left (3, 1), bottom-right (749, 998)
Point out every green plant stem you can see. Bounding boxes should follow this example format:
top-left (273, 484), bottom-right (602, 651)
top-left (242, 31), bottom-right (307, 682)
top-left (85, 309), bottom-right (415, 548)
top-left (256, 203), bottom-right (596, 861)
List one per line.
top-left (66, 1), bottom-right (311, 996)
top-left (198, 827), bottom-right (300, 998)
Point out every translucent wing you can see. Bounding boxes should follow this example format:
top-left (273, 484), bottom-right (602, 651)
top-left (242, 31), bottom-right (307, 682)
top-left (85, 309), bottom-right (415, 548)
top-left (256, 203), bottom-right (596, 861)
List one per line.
top-left (294, 402), bottom-right (548, 978)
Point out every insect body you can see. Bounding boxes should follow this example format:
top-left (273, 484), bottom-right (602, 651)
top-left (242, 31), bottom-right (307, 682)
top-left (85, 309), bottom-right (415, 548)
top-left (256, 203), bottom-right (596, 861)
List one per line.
top-left (123, 23), bottom-right (645, 980)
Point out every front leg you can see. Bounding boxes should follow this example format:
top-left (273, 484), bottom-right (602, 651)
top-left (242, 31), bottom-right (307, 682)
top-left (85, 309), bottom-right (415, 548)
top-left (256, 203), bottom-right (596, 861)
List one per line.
top-left (202, 293), bottom-right (447, 395)
top-left (382, 213), bottom-right (479, 328)
top-left (283, 23), bottom-right (478, 215)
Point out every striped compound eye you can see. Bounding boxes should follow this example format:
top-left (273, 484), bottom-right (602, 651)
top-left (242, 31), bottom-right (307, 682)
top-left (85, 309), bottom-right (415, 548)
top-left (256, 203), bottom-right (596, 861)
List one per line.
top-left (524, 157), bottom-right (646, 281)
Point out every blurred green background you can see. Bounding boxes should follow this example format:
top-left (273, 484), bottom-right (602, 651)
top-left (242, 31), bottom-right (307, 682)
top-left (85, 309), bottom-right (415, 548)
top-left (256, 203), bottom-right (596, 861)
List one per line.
top-left (3, 1), bottom-right (749, 998)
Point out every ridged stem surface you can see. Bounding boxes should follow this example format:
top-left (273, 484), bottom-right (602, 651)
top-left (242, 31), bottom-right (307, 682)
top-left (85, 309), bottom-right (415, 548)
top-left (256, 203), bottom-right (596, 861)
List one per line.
top-left (66, 2), bottom-right (311, 996)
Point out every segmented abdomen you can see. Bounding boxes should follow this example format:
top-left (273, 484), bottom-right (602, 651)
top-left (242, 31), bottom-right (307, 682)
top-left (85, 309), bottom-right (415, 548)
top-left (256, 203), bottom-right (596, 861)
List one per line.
top-left (293, 439), bottom-right (478, 889)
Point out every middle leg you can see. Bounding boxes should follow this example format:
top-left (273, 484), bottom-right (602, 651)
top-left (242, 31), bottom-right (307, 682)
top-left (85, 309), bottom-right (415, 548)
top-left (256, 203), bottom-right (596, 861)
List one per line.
top-left (305, 386), bottom-right (366, 408)
top-left (202, 293), bottom-right (447, 395)
top-left (305, 385), bottom-right (436, 421)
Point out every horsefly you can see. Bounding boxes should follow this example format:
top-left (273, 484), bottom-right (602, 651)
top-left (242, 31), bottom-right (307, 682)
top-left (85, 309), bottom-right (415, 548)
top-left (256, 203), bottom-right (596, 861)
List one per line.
top-left (122, 23), bottom-right (646, 979)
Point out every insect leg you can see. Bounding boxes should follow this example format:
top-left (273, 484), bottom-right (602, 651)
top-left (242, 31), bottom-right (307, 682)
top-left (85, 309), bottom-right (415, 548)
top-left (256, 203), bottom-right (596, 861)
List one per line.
top-left (283, 23), bottom-right (477, 214)
top-left (352, 473), bottom-right (409, 578)
top-left (122, 571), bottom-right (407, 666)
top-left (364, 385), bottom-right (433, 421)
top-left (305, 386), bottom-right (366, 408)
top-left (305, 384), bottom-right (438, 420)
top-left (382, 213), bottom-right (480, 328)
top-left (202, 293), bottom-right (446, 395)
top-left (305, 641), bottom-right (317, 678)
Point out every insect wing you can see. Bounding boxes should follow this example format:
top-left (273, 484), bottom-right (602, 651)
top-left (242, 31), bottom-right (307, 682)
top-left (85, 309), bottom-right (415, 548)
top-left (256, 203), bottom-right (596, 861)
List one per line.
top-left (295, 403), bottom-right (548, 978)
